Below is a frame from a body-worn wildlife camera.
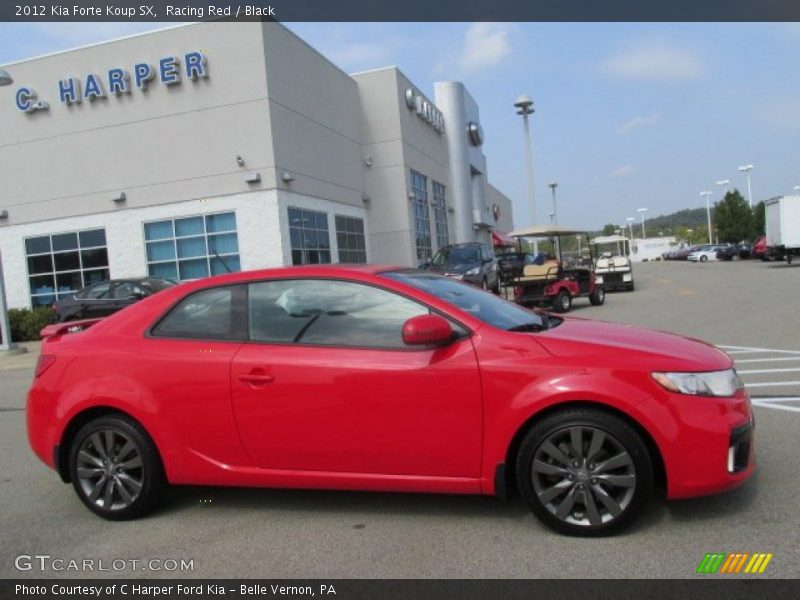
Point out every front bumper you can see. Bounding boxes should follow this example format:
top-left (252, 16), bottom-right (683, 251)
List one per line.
top-left (662, 388), bottom-right (755, 499)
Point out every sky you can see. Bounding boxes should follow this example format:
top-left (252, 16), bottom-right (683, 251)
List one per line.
top-left (1, 21), bottom-right (798, 231)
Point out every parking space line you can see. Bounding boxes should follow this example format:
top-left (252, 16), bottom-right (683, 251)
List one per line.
top-left (735, 357), bottom-right (800, 363)
top-left (752, 399), bottom-right (800, 414)
top-left (718, 345), bottom-right (800, 355)
top-left (745, 381), bottom-right (800, 388)
top-left (737, 368), bottom-right (800, 375)
top-left (749, 396), bottom-right (800, 403)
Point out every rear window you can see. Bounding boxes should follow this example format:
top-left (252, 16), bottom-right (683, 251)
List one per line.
top-left (151, 285), bottom-right (246, 341)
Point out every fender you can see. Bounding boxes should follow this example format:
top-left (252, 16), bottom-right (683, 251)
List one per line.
top-left (479, 370), bottom-right (675, 495)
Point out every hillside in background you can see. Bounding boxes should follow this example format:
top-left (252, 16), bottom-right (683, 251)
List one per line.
top-left (642, 207), bottom-right (708, 235)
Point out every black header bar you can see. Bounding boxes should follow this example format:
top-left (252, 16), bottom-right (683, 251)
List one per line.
top-left (3, 0), bottom-right (800, 22)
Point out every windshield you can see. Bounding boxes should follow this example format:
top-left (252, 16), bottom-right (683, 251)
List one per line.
top-left (432, 245), bottom-right (480, 266)
top-left (383, 271), bottom-right (551, 331)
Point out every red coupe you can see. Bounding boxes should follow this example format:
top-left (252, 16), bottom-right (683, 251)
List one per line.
top-left (27, 265), bottom-right (754, 535)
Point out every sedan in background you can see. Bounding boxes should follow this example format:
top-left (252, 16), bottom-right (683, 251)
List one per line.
top-left (687, 245), bottom-right (722, 262)
top-left (28, 265), bottom-right (754, 536)
top-left (53, 278), bottom-right (175, 322)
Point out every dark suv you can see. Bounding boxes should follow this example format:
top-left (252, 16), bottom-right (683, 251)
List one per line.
top-left (423, 243), bottom-right (500, 293)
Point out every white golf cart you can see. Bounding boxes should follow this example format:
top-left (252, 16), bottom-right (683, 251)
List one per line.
top-left (591, 235), bottom-right (635, 292)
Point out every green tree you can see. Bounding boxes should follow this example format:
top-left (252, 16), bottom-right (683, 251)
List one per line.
top-left (713, 189), bottom-right (753, 243)
top-left (752, 200), bottom-right (765, 237)
top-left (601, 223), bottom-right (618, 236)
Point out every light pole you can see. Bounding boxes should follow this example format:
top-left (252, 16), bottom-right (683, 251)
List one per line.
top-left (548, 182), bottom-right (558, 225)
top-left (738, 164), bottom-right (754, 207)
top-left (637, 207), bottom-right (647, 239)
top-left (716, 179), bottom-right (730, 196)
top-left (686, 228), bottom-right (693, 244)
top-left (514, 95), bottom-right (537, 253)
top-left (0, 69), bottom-right (17, 352)
top-left (625, 217), bottom-right (635, 242)
top-left (700, 191), bottom-right (713, 244)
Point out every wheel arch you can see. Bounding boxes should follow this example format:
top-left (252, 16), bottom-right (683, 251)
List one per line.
top-left (56, 406), bottom-right (162, 483)
top-left (500, 400), bottom-right (666, 498)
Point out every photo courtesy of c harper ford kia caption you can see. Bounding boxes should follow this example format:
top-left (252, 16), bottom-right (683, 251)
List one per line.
top-left (26, 265), bottom-right (754, 536)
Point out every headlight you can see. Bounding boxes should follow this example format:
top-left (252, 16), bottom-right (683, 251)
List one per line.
top-left (465, 266), bottom-right (480, 275)
top-left (652, 369), bottom-right (744, 397)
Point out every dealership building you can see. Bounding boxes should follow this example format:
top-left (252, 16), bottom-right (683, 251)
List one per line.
top-left (0, 22), bottom-right (514, 309)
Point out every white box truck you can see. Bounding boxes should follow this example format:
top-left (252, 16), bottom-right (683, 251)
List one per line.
top-left (765, 195), bottom-right (800, 264)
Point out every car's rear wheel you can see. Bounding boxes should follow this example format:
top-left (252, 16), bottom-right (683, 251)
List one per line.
top-left (69, 414), bottom-right (167, 520)
top-left (516, 408), bottom-right (653, 536)
top-left (700, 255), bottom-right (708, 262)
top-left (552, 290), bottom-right (572, 313)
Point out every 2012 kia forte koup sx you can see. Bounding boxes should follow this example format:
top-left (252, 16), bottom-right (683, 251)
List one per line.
top-left (27, 266), bottom-right (754, 535)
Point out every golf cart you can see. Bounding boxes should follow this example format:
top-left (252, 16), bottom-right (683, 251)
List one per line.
top-left (508, 226), bottom-right (605, 313)
top-left (591, 235), bottom-right (635, 291)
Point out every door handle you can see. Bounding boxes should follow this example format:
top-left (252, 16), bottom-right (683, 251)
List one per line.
top-left (238, 374), bottom-right (275, 385)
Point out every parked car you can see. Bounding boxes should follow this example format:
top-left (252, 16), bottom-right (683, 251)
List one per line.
top-left (423, 242), bottom-right (500, 293)
top-left (53, 278), bottom-right (175, 322)
top-left (736, 242), bottom-right (752, 260)
top-left (716, 245), bottom-right (738, 261)
top-left (752, 236), bottom-right (767, 260)
top-left (687, 245), bottom-right (722, 262)
top-left (28, 265), bottom-right (754, 535)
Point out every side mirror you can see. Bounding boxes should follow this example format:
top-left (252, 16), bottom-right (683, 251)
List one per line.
top-left (402, 314), bottom-right (454, 347)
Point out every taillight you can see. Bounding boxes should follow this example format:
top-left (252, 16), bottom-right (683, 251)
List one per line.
top-left (35, 355), bottom-right (56, 378)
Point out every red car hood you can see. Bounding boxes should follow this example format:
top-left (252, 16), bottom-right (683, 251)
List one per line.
top-left (534, 317), bottom-right (732, 372)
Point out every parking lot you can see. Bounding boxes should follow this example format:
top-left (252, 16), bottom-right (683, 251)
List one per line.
top-left (1, 259), bottom-right (798, 579)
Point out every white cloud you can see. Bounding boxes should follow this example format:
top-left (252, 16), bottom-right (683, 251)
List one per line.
top-left (602, 43), bottom-right (704, 81)
top-left (458, 23), bottom-right (513, 72)
top-left (613, 165), bottom-right (636, 177)
top-left (618, 113), bottom-right (661, 134)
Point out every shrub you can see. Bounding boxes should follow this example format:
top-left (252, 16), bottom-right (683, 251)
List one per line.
top-left (7, 307), bottom-right (57, 342)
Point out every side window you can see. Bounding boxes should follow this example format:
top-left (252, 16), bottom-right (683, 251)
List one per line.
top-left (248, 280), bottom-right (430, 348)
top-left (113, 282), bottom-right (146, 299)
top-left (152, 286), bottom-right (245, 340)
top-left (78, 282), bottom-right (112, 299)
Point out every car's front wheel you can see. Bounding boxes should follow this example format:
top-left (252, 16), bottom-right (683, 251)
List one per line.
top-left (69, 414), bottom-right (167, 520)
top-left (516, 408), bottom-right (653, 536)
top-left (552, 290), bottom-right (572, 313)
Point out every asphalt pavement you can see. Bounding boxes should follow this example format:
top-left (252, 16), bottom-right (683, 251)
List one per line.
top-left (1, 259), bottom-right (798, 579)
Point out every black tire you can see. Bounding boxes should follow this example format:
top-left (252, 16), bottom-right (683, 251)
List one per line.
top-left (788, 254), bottom-right (793, 265)
top-left (699, 255), bottom-right (708, 263)
top-left (626, 281), bottom-right (635, 292)
top-left (516, 408), bottom-right (653, 536)
top-left (492, 276), bottom-right (501, 295)
top-left (589, 286), bottom-right (605, 306)
top-left (68, 414), bottom-right (167, 520)
top-left (552, 290), bottom-right (572, 313)
top-left (481, 277), bottom-right (489, 291)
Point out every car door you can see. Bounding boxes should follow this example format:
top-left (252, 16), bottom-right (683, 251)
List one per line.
top-left (230, 278), bottom-right (483, 478)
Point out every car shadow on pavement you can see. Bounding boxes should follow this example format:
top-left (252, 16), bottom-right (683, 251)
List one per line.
top-left (160, 485), bottom-right (533, 521)
top-left (660, 469), bottom-right (761, 524)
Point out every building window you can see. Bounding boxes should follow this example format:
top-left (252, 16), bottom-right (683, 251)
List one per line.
top-left (25, 228), bottom-right (109, 307)
top-left (432, 181), bottom-right (449, 250)
top-left (288, 207), bottom-right (331, 265)
top-left (410, 170), bottom-right (432, 263)
top-left (144, 212), bottom-right (240, 282)
top-left (335, 215), bottom-right (367, 264)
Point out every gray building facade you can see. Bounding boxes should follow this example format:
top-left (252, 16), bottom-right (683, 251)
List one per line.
top-left (0, 22), bottom-right (513, 309)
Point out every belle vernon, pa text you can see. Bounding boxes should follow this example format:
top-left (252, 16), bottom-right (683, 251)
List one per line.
top-left (16, 584), bottom-right (337, 596)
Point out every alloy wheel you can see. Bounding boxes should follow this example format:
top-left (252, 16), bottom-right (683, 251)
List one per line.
top-left (76, 428), bottom-right (144, 511)
top-left (531, 426), bottom-right (636, 527)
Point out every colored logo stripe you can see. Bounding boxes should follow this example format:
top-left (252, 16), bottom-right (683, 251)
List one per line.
top-left (697, 553), bottom-right (773, 574)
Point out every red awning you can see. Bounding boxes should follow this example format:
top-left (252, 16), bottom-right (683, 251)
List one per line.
top-left (492, 230), bottom-right (516, 247)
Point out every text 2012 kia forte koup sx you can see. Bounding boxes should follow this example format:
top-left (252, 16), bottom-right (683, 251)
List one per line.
top-left (27, 266), bottom-right (754, 535)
